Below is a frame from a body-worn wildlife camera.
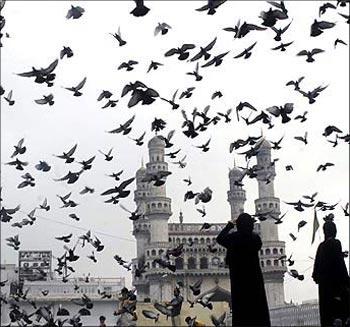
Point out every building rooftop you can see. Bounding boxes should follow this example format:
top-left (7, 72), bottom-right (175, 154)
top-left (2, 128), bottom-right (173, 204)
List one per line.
top-left (148, 135), bottom-right (166, 148)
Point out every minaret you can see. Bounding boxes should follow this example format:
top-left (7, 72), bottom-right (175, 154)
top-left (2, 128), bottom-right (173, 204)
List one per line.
top-left (254, 139), bottom-right (286, 308)
top-left (143, 136), bottom-right (173, 301)
top-left (132, 161), bottom-right (150, 300)
top-left (227, 162), bottom-right (246, 221)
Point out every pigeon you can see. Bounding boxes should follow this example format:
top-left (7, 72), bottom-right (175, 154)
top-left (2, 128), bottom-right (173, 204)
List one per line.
top-left (55, 144), bottom-right (77, 163)
top-left (141, 171), bottom-right (172, 187)
top-left (34, 94), bottom-right (54, 106)
top-left (260, 2), bottom-right (288, 27)
top-left (196, 0), bottom-right (227, 15)
top-left (60, 46), bottom-right (73, 59)
top-left (334, 38), bottom-right (347, 48)
top-left (80, 186), bottom-right (94, 195)
top-left (270, 21), bottom-right (292, 41)
top-left (160, 89), bottom-right (179, 110)
top-left (286, 76), bottom-right (304, 91)
top-left (289, 233), bottom-right (297, 241)
top-left (97, 90), bottom-right (113, 101)
top-left (338, 12), bottom-right (350, 24)
top-left (234, 42), bottom-right (257, 59)
top-left (142, 310), bottom-right (159, 322)
top-left (322, 125), bottom-right (342, 137)
top-left (17, 58), bottom-right (58, 86)
top-left (189, 278), bottom-right (203, 296)
top-left (147, 61), bottom-right (163, 73)
top-left (217, 109), bottom-right (232, 123)
top-left (18, 173), bottom-right (35, 188)
top-left (101, 177), bottom-right (135, 198)
top-left (101, 99), bottom-right (118, 109)
top-left (195, 138), bottom-right (211, 152)
top-left (298, 85), bottom-right (328, 104)
top-left (152, 118), bottom-right (167, 133)
top-left (302, 192), bottom-right (318, 203)
top-left (120, 204), bottom-right (143, 221)
top-left (200, 222), bottom-right (212, 231)
top-left (99, 148), bottom-right (114, 161)
top-left (310, 20), bottom-right (335, 37)
top-left (4, 90), bottom-right (14, 105)
top-left (190, 37), bottom-right (217, 61)
top-left (110, 27), bottom-right (127, 46)
top-left (1, 205), bottom-right (20, 223)
top-left (294, 111), bottom-right (308, 123)
top-left (316, 162), bottom-right (334, 171)
top-left (297, 48), bottom-right (324, 62)
top-left (54, 170), bottom-right (84, 184)
top-left (319, 2), bottom-right (336, 16)
top-left (270, 136), bottom-right (284, 150)
top-left (294, 132), bottom-right (308, 145)
top-left (235, 101), bottom-right (257, 121)
top-left (186, 62), bottom-right (203, 81)
top-left (183, 177), bottom-right (192, 186)
top-left (64, 77), bottom-right (87, 96)
top-left (78, 156), bottom-right (96, 170)
top-left (11, 138), bottom-right (26, 158)
top-left (165, 44), bottom-right (196, 61)
top-left (118, 60), bottom-right (138, 71)
top-left (39, 198), bottom-right (50, 211)
top-left (55, 234), bottom-right (73, 243)
top-left (154, 22), bottom-right (171, 36)
top-left (201, 51), bottom-right (229, 67)
top-left (197, 292), bottom-right (214, 309)
top-left (180, 87), bottom-right (195, 99)
top-left (130, 0), bottom-right (150, 17)
top-left (288, 269), bottom-right (304, 280)
top-left (284, 200), bottom-right (313, 211)
top-left (271, 41), bottom-right (293, 51)
top-left (107, 115), bottom-right (135, 134)
top-left (5, 158), bottom-right (28, 170)
top-left (66, 5), bottom-right (85, 19)
top-left (297, 220), bottom-right (307, 231)
top-left (224, 21), bottom-right (266, 38)
top-left (211, 312), bottom-right (226, 327)
top-left (158, 130), bottom-right (175, 148)
top-left (266, 103), bottom-right (294, 123)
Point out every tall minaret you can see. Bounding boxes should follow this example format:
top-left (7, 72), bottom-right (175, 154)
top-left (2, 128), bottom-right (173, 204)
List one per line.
top-left (254, 139), bottom-right (286, 308)
top-left (227, 163), bottom-right (246, 221)
top-left (143, 136), bottom-right (173, 301)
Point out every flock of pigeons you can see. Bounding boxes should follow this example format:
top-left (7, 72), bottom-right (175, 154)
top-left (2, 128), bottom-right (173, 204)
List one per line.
top-left (1, 0), bottom-right (350, 326)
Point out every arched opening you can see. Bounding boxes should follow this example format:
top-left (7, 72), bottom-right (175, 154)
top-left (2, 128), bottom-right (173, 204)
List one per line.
top-left (273, 248), bottom-right (278, 254)
top-left (175, 257), bottom-right (184, 270)
top-left (265, 248), bottom-right (271, 255)
top-left (200, 257), bottom-right (208, 269)
top-left (266, 260), bottom-right (271, 266)
top-left (188, 257), bottom-right (196, 269)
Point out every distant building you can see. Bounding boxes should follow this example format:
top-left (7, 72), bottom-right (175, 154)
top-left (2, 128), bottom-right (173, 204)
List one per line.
top-left (132, 136), bottom-right (287, 315)
top-left (270, 299), bottom-right (320, 326)
top-left (0, 263), bottom-right (125, 326)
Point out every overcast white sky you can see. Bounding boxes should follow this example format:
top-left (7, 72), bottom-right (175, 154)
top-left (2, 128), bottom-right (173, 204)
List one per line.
top-left (1, 1), bottom-right (349, 304)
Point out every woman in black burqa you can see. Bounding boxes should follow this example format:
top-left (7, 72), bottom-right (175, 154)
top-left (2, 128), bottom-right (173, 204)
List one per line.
top-left (312, 220), bottom-right (350, 327)
top-left (216, 212), bottom-right (270, 327)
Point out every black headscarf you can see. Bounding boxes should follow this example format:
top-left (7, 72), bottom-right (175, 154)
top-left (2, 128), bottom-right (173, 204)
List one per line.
top-left (236, 213), bottom-right (256, 233)
top-left (323, 221), bottom-right (337, 239)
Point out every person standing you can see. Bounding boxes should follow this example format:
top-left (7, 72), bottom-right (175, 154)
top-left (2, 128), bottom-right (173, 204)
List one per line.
top-left (216, 212), bottom-right (270, 326)
top-left (312, 220), bottom-right (350, 326)
top-left (164, 286), bottom-right (184, 326)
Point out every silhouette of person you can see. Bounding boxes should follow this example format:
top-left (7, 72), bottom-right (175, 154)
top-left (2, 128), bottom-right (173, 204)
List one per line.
top-left (216, 212), bottom-right (271, 326)
top-left (312, 220), bottom-right (350, 327)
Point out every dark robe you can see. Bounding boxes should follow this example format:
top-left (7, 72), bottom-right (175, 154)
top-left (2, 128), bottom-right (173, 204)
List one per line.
top-left (217, 223), bottom-right (271, 327)
top-left (312, 238), bottom-right (350, 326)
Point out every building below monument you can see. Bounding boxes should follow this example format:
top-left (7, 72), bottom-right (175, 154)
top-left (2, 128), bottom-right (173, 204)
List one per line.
top-left (0, 262), bottom-right (125, 326)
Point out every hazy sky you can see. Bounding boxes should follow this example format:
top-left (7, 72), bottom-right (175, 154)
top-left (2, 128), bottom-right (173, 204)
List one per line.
top-left (1, 1), bottom-right (349, 304)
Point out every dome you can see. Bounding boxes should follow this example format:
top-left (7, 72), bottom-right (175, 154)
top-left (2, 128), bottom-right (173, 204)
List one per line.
top-left (148, 136), bottom-right (166, 148)
top-left (229, 167), bottom-right (243, 178)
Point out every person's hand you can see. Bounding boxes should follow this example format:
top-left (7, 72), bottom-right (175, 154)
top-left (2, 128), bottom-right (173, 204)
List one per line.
top-left (227, 220), bottom-right (235, 228)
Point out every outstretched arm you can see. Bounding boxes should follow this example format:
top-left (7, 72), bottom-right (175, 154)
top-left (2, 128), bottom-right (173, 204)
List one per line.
top-left (216, 221), bottom-right (235, 248)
